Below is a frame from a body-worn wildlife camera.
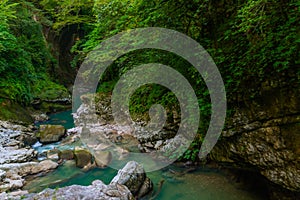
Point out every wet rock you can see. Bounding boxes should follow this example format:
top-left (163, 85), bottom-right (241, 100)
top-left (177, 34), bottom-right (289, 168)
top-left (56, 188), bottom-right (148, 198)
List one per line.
top-left (0, 170), bottom-right (6, 181)
top-left (74, 148), bottom-right (92, 168)
top-left (37, 125), bottom-right (65, 143)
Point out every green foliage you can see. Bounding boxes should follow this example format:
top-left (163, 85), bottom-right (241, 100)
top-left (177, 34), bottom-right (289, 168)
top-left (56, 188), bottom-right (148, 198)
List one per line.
top-left (32, 76), bottom-right (69, 100)
top-left (67, 0), bottom-right (299, 161)
top-left (38, 0), bottom-right (95, 31)
top-left (0, 0), bottom-right (66, 105)
top-left (1, 0), bottom-right (298, 160)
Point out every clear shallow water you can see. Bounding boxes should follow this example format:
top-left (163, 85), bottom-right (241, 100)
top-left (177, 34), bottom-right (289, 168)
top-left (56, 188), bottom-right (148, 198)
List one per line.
top-left (26, 110), bottom-right (266, 200)
top-left (24, 162), bottom-right (264, 200)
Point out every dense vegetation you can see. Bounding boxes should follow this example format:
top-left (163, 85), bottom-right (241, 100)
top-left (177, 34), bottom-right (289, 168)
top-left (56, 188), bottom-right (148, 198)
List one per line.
top-left (1, 0), bottom-right (299, 160)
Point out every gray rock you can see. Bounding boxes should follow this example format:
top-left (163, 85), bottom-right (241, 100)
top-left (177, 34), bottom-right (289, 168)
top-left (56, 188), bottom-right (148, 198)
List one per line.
top-left (24, 180), bottom-right (134, 200)
top-left (0, 160), bottom-right (58, 177)
top-left (24, 161), bottom-right (153, 199)
top-left (210, 111), bottom-right (300, 192)
top-left (0, 160), bottom-right (58, 192)
top-left (110, 161), bottom-right (152, 196)
top-left (0, 147), bottom-right (36, 165)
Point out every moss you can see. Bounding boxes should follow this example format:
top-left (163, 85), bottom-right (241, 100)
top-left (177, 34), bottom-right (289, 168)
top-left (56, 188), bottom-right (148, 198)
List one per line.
top-left (32, 78), bottom-right (69, 101)
top-left (39, 102), bottom-right (71, 113)
top-left (0, 100), bottom-right (33, 124)
top-left (74, 149), bottom-right (92, 168)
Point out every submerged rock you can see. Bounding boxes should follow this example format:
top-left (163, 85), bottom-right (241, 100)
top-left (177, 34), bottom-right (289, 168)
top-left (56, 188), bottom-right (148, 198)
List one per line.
top-left (37, 125), bottom-right (66, 143)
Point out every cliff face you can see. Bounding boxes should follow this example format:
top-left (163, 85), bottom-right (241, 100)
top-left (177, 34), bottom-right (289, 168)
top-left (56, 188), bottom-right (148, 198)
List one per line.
top-left (42, 25), bottom-right (82, 86)
top-left (210, 84), bottom-right (300, 199)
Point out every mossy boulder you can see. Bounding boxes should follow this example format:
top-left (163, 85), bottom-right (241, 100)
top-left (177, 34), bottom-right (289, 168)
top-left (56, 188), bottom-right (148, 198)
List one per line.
top-left (37, 125), bottom-right (66, 143)
top-left (94, 150), bottom-right (112, 168)
top-left (59, 150), bottom-right (74, 160)
top-left (74, 148), bottom-right (92, 168)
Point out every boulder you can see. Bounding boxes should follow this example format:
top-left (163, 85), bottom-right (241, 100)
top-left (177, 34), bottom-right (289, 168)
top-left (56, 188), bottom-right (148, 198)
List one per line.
top-left (58, 150), bottom-right (74, 160)
top-left (74, 149), bottom-right (92, 168)
top-left (137, 177), bottom-right (153, 198)
top-left (0, 160), bottom-right (58, 177)
top-left (22, 161), bottom-right (153, 200)
top-left (94, 150), bottom-right (112, 168)
top-left (37, 125), bottom-right (65, 143)
top-left (23, 180), bottom-right (134, 200)
top-left (110, 161), bottom-right (152, 197)
top-left (0, 160), bottom-right (58, 192)
top-left (0, 147), bottom-right (36, 165)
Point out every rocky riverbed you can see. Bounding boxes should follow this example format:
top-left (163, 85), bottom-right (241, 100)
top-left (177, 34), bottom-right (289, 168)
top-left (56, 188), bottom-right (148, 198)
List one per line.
top-left (0, 120), bottom-right (58, 198)
top-left (0, 118), bottom-right (153, 200)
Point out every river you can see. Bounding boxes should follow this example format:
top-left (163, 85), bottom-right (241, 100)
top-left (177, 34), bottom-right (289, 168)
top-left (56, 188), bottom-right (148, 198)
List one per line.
top-left (24, 110), bottom-right (267, 200)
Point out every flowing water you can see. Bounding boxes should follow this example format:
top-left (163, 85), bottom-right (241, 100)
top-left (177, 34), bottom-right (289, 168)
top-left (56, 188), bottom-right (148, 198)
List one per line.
top-left (25, 110), bottom-right (267, 200)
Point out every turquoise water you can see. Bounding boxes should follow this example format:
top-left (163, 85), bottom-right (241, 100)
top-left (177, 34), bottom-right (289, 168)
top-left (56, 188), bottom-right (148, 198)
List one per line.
top-left (24, 161), bottom-right (265, 200)
top-left (35, 110), bottom-right (74, 129)
top-left (26, 110), bottom-right (266, 200)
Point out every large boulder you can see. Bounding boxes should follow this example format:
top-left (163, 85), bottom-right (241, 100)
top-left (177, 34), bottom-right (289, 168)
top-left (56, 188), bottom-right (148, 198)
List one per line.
top-left (110, 161), bottom-right (153, 197)
top-left (74, 148), bottom-right (92, 168)
top-left (37, 125), bottom-right (65, 143)
top-left (24, 180), bottom-right (134, 200)
top-left (22, 161), bottom-right (152, 200)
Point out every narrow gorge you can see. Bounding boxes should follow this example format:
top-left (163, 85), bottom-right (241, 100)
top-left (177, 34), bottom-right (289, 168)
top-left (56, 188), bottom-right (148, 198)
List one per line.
top-left (0, 0), bottom-right (299, 199)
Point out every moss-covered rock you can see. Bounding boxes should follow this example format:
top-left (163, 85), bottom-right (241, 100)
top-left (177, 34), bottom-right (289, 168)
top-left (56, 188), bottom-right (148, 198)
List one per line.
top-left (37, 125), bottom-right (66, 143)
top-left (74, 148), bottom-right (92, 168)
top-left (58, 150), bottom-right (74, 160)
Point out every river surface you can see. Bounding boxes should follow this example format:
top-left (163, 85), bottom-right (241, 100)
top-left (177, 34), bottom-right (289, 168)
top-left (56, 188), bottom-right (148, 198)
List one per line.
top-left (25, 110), bottom-right (266, 200)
